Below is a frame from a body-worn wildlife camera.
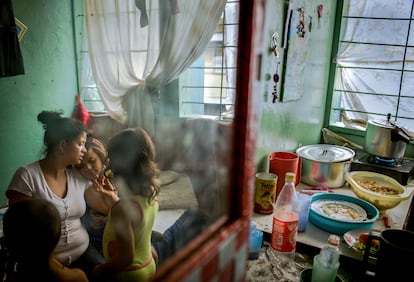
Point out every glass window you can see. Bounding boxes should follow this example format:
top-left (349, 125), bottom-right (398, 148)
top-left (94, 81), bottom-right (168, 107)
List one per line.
top-left (328, 0), bottom-right (414, 133)
top-left (75, 1), bottom-right (239, 120)
top-left (179, 1), bottom-right (239, 120)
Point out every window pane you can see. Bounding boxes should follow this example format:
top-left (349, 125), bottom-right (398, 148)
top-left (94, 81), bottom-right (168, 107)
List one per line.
top-left (335, 68), bottom-right (402, 95)
top-left (408, 20), bottom-right (414, 45)
top-left (341, 18), bottom-right (410, 45)
top-left (81, 87), bottom-right (106, 113)
top-left (178, 1), bottom-right (238, 119)
top-left (337, 44), bottom-right (405, 69)
top-left (403, 46), bottom-right (414, 71)
top-left (398, 96), bottom-right (414, 119)
top-left (330, 0), bottom-right (414, 132)
top-left (342, 93), bottom-right (397, 115)
top-left (401, 71), bottom-right (414, 96)
top-left (78, 1), bottom-right (238, 120)
top-left (396, 115), bottom-right (414, 131)
top-left (347, 0), bottom-right (412, 18)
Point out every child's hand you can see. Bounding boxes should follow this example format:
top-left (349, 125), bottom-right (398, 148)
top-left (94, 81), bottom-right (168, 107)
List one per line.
top-left (94, 176), bottom-right (119, 204)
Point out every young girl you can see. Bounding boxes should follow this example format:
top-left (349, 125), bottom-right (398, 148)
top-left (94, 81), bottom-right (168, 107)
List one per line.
top-left (92, 128), bottom-right (160, 282)
top-left (2, 198), bottom-right (88, 282)
top-left (77, 136), bottom-right (112, 254)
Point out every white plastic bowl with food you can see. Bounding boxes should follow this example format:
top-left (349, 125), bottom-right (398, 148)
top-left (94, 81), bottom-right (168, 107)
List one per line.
top-left (345, 171), bottom-right (414, 211)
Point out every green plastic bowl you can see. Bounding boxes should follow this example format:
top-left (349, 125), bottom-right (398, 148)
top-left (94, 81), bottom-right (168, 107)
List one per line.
top-left (309, 193), bottom-right (379, 235)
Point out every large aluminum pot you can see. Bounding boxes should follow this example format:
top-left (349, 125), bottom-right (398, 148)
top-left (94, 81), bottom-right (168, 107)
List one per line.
top-left (296, 144), bottom-right (355, 188)
top-left (364, 115), bottom-right (413, 159)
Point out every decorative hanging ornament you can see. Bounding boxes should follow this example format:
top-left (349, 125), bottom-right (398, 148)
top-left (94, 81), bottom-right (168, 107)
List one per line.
top-left (270, 32), bottom-right (280, 103)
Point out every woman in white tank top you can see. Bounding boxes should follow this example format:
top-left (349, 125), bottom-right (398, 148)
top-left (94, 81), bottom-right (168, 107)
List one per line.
top-left (6, 110), bottom-right (119, 280)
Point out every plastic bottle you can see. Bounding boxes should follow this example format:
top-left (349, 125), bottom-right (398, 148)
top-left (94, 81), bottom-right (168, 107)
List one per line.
top-left (270, 172), bottom-right (299, 259)
top-left (311, 234), bottom-right (341, 282)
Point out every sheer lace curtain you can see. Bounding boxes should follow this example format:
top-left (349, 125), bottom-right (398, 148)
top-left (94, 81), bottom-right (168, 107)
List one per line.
top-left (336, 0), bottom-right (414, 130)
top-left (84, 0), bottom-right (226, 136)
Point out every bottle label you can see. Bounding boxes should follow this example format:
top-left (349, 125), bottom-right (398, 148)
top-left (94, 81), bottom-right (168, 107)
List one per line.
top-left (271, 211), bottom-right (299, 253)
top-left (253, 173), bottom-right (277, 214)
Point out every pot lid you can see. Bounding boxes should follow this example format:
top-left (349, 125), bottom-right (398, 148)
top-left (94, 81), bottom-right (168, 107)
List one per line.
top-left (369, 119), bottom-right (396, 129)
top-left (296, 144), bottom-right (355, 162)
top-left (368, 113), bottom-right (403, 130)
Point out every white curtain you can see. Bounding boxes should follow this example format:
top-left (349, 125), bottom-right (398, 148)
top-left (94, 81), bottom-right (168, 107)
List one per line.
top-left (336, 0), bottom-right (414, 130)
top-left (84, 0), bottom-right (226, 136)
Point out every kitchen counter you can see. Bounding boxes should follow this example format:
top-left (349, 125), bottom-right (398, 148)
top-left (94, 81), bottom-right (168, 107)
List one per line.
top-left (247, 181), bottom-right (413, 281)
top-left (251, 181), bottom-right (414, 261)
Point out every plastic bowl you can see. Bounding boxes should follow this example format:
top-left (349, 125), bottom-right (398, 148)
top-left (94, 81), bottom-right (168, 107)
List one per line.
top-left (345, 171), bottom-right (414, 211)
top-left (309, 193), bottom-right (379, 235)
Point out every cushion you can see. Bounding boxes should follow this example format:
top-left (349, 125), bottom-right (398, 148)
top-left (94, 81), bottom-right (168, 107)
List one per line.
top-left (157, 171), bottom-right (198, 210)
top-left (153, 209), bottom-right (186, 233)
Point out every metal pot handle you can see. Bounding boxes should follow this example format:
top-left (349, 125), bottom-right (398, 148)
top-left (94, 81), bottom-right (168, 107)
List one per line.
top-left (387, 112), bottom-right (414, 144)
top-left (400, 127), bottom-right (414, 144)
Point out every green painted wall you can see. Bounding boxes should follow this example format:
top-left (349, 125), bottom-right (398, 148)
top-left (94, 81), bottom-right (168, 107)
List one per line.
top-left (0, 0), bottom-right (78, 204)
top-left (255, 0), bottom-right (337, 171)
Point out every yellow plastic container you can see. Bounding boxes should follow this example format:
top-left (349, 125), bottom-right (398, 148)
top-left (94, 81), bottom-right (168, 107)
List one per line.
top-left (345, 171), bottom-right (414, 211)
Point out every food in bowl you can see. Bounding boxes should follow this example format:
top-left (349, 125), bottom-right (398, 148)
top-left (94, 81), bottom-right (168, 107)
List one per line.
top-left (312, 199), bottom-right (367, 221)
top-left (343, 229), bottom-right (380, 255)
top-left (345, 171), bottom-right (414, 211)
top-left (309, 193), bottom-right (379, 235)
top-left (354, 178), bottom-right (399, 195)
top-left (353, 239), bottom-right (379, 255)
top-left (357, 233), bottom-right (380, 251)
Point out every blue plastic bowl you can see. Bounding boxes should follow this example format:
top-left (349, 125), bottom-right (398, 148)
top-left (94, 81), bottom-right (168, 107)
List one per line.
top-left (309, 193), bottom-right (380, 235)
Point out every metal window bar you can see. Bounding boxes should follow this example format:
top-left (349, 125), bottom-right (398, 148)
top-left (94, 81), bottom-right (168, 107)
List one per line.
top-left (76, 1), bottom-right (239, 117)
top-left (331, 0), bottom-right (414, 128)
top-left (179, 2), bottom-right (239, 120)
